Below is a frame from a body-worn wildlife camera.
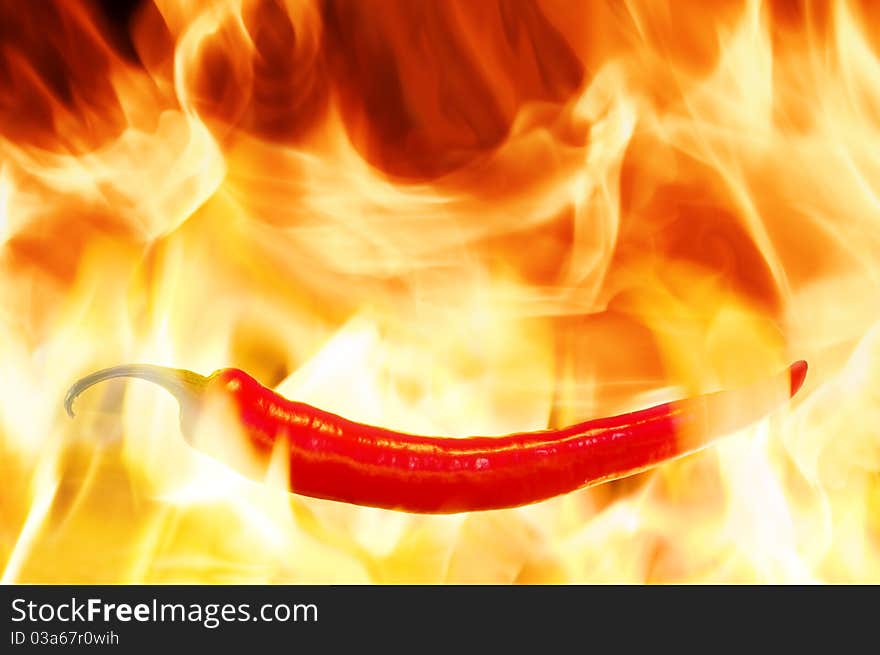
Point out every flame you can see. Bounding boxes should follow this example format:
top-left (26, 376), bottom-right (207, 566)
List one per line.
top-left (1, 0), bottom-right (879, 583)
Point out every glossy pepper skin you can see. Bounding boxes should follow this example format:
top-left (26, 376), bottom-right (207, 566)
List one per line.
top-left (65, 360), bottom-right (807, 513)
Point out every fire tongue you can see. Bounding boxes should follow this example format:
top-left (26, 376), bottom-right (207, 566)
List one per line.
top-left (65, 361), bottom-right (807, 513)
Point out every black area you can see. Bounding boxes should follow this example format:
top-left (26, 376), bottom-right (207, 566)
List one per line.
top-left (93, 0), bottom-right (147, 63)
top-left (94, 0), bottom-right (144, 27)
top-left (0, 585), bottom-right (874, 651)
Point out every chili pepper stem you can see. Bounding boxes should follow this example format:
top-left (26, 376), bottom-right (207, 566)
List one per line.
top-left (64, 364), bottom-right (209, 418)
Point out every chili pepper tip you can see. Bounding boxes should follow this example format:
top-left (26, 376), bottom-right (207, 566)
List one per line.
top-left (789, 360), bottom-right (808, 397)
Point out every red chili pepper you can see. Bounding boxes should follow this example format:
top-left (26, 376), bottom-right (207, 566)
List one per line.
top-left (64, 360), bottom-right (807, 513)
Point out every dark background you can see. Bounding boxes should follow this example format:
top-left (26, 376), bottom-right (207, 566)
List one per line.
top-left (95, 0), bottom-right (144, 60)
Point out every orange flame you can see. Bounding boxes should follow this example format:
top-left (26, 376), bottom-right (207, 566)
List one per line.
top-left (1, 0), bottom-right (878, 582)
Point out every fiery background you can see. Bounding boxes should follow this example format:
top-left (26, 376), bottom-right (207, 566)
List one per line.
top-left (1, 0), bottom-right (879, 583)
